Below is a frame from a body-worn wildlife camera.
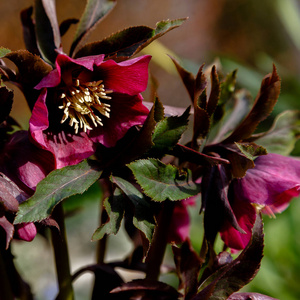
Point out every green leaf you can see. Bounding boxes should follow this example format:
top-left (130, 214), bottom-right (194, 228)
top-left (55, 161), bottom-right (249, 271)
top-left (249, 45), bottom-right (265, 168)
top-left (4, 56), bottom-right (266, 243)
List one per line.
top-left (91, 188), bottom-right (126, 241)
top-left (151, 107), bottom-right (190, 155)
top-left (223, 65), bottom-right (281, 143)
top-left (253, 110), bottom-right (300, 155)
top-left (206, 65), bottom-right (220, 117)
top-left (70, 0), bottom-right (116, 57)
top-left (219, 70), bottom-right (237, 105)
top-left (111, 176), bottom-right (155, 241)
top-left (14, 160), bottom-right (102, 223)
top-left (0, 47), bottom-right (11, 58)
top-left (34, 0), bottom-right (61, 64)
top-left (195, 214), bottom-right (264, 300)
top-left (235, 142), bottom-right (267, 161)
top-left (74, 18), bottom-right (186, 61)
top-left (128, 159), bottom-right (201, 202)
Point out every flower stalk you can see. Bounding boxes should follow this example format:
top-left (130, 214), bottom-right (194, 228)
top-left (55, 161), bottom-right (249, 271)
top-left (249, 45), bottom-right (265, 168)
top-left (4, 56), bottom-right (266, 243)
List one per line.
top-left (146, 200), bottom-right (175, 281)
top-left (51, 203), bottom-right (74, 300)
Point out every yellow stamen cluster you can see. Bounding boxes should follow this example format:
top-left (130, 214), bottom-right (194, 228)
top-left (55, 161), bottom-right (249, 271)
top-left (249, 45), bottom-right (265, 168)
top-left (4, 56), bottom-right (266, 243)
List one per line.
top-left (58, 79), bottom-right (112, 133)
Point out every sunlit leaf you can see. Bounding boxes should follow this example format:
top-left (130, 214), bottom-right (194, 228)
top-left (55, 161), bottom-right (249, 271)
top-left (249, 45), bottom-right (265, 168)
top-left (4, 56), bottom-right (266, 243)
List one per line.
top-left (0, 47), bottom-right (11, 58)
top-left (111, 176), bottom-right (155, 242)
top-left (151, 107), bottom-right (190, 156)
top-left (91, 188), bottom-right (126, 241)
top-left (70, 0), bottom-right (116, 56)
top-left (252, 110), bottom-right (300, 155)
top-left (128, 158), bottom-right (201, 202)
top-left (74, 18), bottom-right (186, 61)
top-left (14, 160), bottom-right (102, 223)
top-left (223, 65), bottom-right (281, 143)
top-left (34, 0), bottom-right (61, 64)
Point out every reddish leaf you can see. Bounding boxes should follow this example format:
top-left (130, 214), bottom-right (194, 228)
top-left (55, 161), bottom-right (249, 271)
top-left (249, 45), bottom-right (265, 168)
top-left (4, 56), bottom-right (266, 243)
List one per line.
top-left (70, 264), bottom-right (123, 300)
top-left (170, 56), bottom-right (196, 103)
top-left (34, 0), bottom-right (61, 64)
top-left (227, 292), bottom-right (278, 300)
top-left (201, 164), bottom-right (244, 244)
top-left (206, 66), bottom-right (220, 117)
top-left (0, 216), bottom-right (14, 249)
top-left (193, 214), bottom-right (264, 300)
top-left (172, 239), bottom-right (202, 299)
top-left (5, 50), bottom-right (52, 109)
top-left (192, 105), bottom-right (210, 149)
top-left (170, 144), bottom-right (230, 166)
top-left (20, 6), bottom-right (39, 55)
top-left (223, 65), bottom-right (281, 143)
top-left (110, 279), bottom-right (181, 300)
top-left (0, 83), bottom-right (13, 124)
top-left (70, 0), bottom-right (116, 57)
top-left (59, 18), bottom-right (79, 37)
top-left (0, 173), bottom-right (28, 212)
top-left (74, 19), bottom-right (186, 61)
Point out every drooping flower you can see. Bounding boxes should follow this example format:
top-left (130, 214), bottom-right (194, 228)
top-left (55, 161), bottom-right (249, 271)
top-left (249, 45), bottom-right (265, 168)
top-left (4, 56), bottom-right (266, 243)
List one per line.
top-left (30, 54), bottom-right (151, 168)
top-left (0, 130), bottom-right (55, 245)
top-left (168, 198), bottom-right (196, 244)
top-left (220, 153), bottom-right (300, 251)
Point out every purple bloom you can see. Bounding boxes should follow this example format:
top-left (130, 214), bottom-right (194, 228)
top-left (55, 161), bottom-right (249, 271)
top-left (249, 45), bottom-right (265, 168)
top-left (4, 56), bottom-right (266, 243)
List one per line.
top-left (168, 198), bottom-right (196, 244)
top-left (0, 131), bottom-right (54, 244)
top-left (30, 54), bottom-right (151, 168)
top-left (220, 153), bottom-right (300, 251)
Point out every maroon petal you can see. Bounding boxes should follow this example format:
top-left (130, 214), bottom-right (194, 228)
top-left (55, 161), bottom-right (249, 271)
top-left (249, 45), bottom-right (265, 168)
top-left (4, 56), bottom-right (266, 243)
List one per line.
top-left (90, 93), bottom-right (149, 147)
top-left (168, 200), bottom-right (193, 244)
top-left (15, 222), bottom-right (37, 241)
top-left (220, 198), bottom-right (257, 251)
top-left (234, 153), bottom-right (300, 214)
top-left (30, 90), bottom-right (95, 168)
top-left (1, 131), bottom-right (54, 192)
top-left (40, 130), bottom-right (95, 169)
top-left (98, 55), bottom-right (151, 95)
top-left (29, 89), bottom-right (49, 149)
top-left (35, 53), bottom-right (105, 89)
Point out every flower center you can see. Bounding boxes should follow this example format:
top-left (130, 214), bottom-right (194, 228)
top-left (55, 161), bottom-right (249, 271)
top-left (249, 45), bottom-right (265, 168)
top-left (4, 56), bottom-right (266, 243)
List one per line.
top-left (58, 79), bottom-right (112, 133)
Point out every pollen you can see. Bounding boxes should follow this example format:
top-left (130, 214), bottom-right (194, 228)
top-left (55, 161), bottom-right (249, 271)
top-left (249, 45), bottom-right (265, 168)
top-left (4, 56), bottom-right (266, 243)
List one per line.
top-left (58, 79), bottom-right (112, 134)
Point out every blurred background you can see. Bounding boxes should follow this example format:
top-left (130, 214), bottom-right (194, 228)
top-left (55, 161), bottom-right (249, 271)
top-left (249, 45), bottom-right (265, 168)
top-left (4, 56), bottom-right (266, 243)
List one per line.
top-left (1, 0), bottom-right (300, 299)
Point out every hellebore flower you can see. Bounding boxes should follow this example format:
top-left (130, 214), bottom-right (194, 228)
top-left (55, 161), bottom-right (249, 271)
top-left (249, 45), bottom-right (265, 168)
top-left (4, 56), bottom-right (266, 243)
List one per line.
top-left (220, 153), bottom-right (300, 251)
top-left (30, 53), bottom-right (151, 169)
top-left (0, 130), bottom-right (55, 244)
top-left (168, 198), bottom-right (196, 244)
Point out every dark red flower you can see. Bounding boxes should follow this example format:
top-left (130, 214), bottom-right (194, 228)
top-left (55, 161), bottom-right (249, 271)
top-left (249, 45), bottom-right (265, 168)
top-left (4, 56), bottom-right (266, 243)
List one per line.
top-left (220, 153), bottom-right (300, 251)
top-left (30, 54), bottom-right (151, 168)
top-left (0, 130), bottom-right (54, 244)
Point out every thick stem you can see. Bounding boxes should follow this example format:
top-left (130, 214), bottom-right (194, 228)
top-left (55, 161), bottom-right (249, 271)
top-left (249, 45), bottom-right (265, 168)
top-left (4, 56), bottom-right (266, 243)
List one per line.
top-left (51, 203), bottom-right (74, 300)
top-left (146, 200), bottom-right (175, 281)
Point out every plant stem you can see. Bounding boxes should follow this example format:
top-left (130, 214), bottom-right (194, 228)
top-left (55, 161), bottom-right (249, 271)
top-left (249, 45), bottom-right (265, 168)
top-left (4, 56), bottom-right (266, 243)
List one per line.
top-left (145, 200), bottom-right (175, 281)
top-left (0, 244), bottom-right (14, 300)
top-left (51, 203), bottom-right (74, 300)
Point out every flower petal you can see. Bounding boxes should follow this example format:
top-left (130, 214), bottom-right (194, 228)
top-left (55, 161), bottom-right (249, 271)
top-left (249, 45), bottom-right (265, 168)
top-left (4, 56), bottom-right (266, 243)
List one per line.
top-left (97, 55), bottom-right (151, 95)
top-left (35, 53), bottom-right (105, 89)
top-left (168, 200), bottom-right (193, 244)
top-left (234, 153), bottom-right (300, 214)
top-left (30, 89), bottom-right (95, 168)
top-left (15, 222), bottom-right (37, 241)
top-left (220, 199), bottom-right (256, 251)
top-left (90, 93), bottom-right (149, 147)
